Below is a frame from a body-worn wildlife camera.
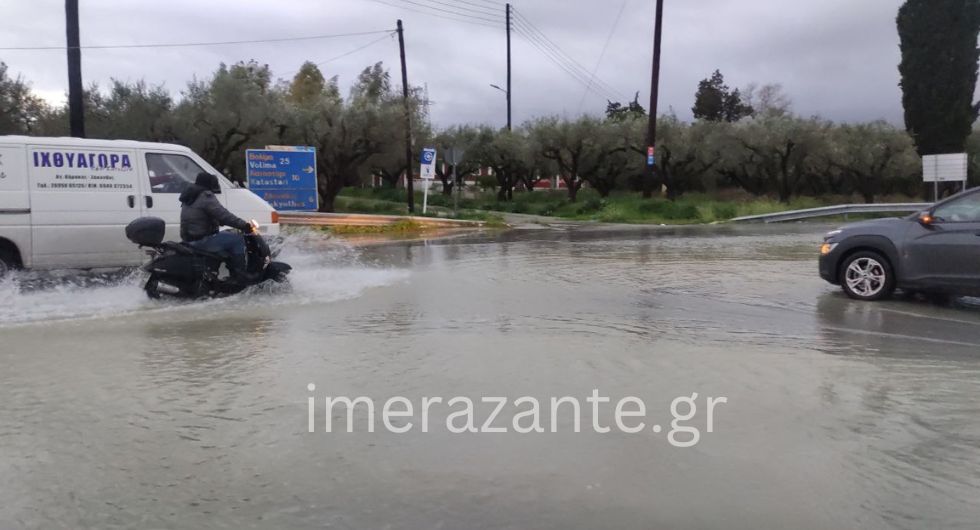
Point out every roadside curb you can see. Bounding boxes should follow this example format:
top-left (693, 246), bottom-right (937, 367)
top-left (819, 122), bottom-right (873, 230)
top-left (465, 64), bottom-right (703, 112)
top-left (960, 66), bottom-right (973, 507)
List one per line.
top-left (278, 212), bottom-right (490, 229)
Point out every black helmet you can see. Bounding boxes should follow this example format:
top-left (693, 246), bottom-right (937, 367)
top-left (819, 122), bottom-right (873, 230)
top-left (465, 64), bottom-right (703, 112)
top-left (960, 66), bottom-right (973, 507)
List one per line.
top-left (195, 172), bottom-right (220, 192)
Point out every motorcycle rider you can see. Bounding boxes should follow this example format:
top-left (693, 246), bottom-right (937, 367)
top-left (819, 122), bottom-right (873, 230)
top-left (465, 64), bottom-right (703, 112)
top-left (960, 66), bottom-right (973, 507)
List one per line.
top-left (178, 172), bottom-right (258, 283)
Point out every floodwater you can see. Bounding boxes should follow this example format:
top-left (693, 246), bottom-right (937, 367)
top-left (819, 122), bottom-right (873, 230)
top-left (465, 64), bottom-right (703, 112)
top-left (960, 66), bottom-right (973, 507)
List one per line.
top-left (1, 224), bottom-right (978, 530)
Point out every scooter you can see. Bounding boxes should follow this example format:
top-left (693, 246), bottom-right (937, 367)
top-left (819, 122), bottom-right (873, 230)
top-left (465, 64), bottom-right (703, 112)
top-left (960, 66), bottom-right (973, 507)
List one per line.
top-left (125, 217), bottom-right (291, 299)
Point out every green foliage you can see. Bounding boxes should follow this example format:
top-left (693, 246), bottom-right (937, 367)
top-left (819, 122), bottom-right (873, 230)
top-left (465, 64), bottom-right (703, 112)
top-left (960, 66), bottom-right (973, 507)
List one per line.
top-left (172, 60), bottom-right (284, 182)
top-left (692, 70), bottom-right (753, 123)
top-left (898, 0), bottom-right (980, 155)
top-left (0, 56), bottom-right (949, 207)
top-left (606, 93), bottom-right (646, 122)
top-left (711, 203), bottom-right (738, 220)
top-left (578, 198), bottom-right (605, 214)
top-left (287, 62), bottom-right (332, 106)
top-left (0, 62), bottom-right (51, 134)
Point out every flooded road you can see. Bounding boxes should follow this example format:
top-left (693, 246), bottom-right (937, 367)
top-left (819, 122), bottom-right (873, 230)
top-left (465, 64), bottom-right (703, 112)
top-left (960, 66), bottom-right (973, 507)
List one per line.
top-left (1, 225), bottom-right (979, 530)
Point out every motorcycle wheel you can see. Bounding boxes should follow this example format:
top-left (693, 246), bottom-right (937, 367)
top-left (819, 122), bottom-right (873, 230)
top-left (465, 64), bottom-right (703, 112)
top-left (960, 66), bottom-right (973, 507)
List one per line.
top-left (144, 274), bottom-right (163, 300)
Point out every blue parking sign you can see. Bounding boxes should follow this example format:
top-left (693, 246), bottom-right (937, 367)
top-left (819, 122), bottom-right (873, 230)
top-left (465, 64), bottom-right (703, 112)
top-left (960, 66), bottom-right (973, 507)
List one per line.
top-left (246, 147), bottom-right (318, 211)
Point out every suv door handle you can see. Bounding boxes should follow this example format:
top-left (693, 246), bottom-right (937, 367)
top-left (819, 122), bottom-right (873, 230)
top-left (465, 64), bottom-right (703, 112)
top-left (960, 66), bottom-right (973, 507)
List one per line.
top-left (145, 195), bottom-right (154, 209)
top-left (127, 195), bottom-right (135, 208)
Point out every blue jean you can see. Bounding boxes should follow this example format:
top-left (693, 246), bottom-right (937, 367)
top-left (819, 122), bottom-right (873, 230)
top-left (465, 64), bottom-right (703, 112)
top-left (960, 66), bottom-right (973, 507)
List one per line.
top-left (189, 231), bottom-right (246, 271)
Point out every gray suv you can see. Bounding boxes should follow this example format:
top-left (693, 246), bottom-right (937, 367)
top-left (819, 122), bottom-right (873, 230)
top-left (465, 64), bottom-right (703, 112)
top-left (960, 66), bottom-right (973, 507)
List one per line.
top-left (819, 187), bottom-right (980, 300)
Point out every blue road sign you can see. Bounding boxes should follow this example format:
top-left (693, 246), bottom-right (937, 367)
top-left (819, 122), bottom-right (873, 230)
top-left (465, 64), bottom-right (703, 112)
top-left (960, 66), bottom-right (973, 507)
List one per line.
top-left (246, 147), bottom-right (318, 211)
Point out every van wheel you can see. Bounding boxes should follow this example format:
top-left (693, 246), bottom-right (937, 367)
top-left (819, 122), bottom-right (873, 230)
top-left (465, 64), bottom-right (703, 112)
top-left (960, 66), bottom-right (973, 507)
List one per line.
top-left (840, 251), bottom-right (895, 301)
top-left (0, 249), bottom-right (18, 279)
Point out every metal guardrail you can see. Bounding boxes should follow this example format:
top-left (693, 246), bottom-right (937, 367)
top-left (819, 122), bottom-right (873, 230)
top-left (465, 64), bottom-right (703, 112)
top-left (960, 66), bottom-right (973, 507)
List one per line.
top-left (730, 203), bottom-right (930, 223)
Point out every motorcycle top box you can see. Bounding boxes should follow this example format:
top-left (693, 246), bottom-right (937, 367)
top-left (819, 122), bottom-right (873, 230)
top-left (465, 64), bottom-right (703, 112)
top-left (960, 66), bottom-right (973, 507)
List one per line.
top-left (126, 217), bottom-right (166, 247)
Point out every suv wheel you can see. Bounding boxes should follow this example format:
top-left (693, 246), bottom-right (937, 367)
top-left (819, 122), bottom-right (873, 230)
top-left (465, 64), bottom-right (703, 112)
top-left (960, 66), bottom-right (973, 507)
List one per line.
top-left (840, 251), bottom-right (895, 301)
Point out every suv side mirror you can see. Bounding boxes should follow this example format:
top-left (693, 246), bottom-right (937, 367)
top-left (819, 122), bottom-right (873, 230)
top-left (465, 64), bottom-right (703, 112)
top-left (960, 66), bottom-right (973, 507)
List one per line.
top-left (917, 211), bottom-right (936, 226)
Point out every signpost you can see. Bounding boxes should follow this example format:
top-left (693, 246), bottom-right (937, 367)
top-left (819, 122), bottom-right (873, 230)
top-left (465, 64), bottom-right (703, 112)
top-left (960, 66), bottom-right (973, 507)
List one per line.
top-left (923, 153), bottom-right (968, 202)
top-left (647, 146), bottom-right (656, 166)
top-left (246, 146), bottom-right (318, 211)
top-left (420, 147), bottom-right (436, 215)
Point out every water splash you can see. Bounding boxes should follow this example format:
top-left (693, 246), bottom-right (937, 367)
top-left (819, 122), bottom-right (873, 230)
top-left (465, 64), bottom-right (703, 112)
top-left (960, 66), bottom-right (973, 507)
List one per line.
top-left (0, 228), bottom-right (409, 327)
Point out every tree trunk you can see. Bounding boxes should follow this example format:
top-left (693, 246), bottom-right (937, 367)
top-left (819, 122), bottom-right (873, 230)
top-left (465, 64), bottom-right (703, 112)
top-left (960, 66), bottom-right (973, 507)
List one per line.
top-left (318, 176), bottom-right (344, 213)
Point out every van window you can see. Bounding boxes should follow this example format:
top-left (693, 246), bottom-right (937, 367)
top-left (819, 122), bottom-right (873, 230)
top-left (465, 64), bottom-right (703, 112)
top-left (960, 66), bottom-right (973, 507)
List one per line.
top-left (145, 153), bottom-right (210, 194)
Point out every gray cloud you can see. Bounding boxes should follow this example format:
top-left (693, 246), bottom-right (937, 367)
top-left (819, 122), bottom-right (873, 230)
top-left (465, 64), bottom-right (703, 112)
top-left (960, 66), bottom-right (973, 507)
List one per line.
top-left (0, 0), bottom-right (913, 128)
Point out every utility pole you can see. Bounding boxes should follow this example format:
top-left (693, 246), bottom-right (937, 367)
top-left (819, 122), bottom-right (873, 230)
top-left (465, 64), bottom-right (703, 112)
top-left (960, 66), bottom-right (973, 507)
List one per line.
top-left (65, 0), bottom-right (85, 138)
top-left (397, 20), bottom-right (415, 213)
top-left (506, 3), bottom-right (512, 131)
top-left (644, 0), bottom-right (664, 199)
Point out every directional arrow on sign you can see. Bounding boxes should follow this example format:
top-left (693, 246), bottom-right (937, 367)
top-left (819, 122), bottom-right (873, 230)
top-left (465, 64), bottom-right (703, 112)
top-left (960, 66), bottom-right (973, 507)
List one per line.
top-left (304, 166), bottom-right (314, 174)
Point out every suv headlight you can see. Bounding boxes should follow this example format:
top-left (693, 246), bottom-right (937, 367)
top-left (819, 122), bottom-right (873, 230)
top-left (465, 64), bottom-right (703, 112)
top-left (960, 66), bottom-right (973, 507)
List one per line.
top-left (820, 242), bottom-right (838, 256)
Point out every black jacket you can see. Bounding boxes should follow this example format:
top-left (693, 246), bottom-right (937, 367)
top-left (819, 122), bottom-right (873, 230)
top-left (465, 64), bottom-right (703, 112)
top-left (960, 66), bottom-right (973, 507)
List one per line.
top-left (178, 184), bottom-right (250, 242)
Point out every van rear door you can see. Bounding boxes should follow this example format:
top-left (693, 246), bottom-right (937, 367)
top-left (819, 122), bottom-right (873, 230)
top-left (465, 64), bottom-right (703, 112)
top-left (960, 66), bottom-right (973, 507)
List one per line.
top-left (28, 145), bottom-right (144, 268)
top-left (0, 144), bottom-right (32, 267)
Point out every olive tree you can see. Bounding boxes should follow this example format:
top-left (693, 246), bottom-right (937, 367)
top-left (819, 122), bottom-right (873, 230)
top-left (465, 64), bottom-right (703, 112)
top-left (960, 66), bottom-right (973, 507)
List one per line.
top-left (824, 122), bottom-right (919, 202)
top-left (0, 62), bottom-right (50, 134)
top-left (172, 61), bottom-right (286, 182)
top-left (283, 63), bottom-right (409, 212)
top-left (531, 115), bottom-right (613, 202)
top-left (719, 114), bottom-right (830, 202)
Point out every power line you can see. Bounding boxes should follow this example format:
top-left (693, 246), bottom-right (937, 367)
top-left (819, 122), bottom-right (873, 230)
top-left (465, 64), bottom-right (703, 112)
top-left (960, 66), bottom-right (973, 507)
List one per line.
top-left (512, 24), bottom-right (619, 102)
top-left (402, 0), bottom-right (504, 18)
top-left (381, 0), bottom-right (503, 24)
top-left (367, 0), bottom-right (503, 29)
top-left (0, 30), bottom-right (396, 51)
top-left (455, 0), bottom-right (506, 7)
top-left (453, 0), bottom-right (507, 13)
top-left (578, 0), bottom-right (629, 111)
top-left (512, 12), bottom-right (623, 100)
top-left (511, 19), bottom-right (621, 101)
top-left (511, 10), bottom-right (625, 101)
top-left (316, 32), bottom-right (396, 67)
top-left (512, 23), bottom-right (606, 98)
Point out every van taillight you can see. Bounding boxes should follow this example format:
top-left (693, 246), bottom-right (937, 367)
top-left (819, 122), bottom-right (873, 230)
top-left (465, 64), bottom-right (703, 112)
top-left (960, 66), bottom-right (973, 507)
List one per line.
top-left (271, 211), bottom-right (280, 224)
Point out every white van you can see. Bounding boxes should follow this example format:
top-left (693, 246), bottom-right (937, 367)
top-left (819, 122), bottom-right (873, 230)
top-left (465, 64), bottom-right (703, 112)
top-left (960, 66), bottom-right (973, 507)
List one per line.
top-left (0, 136), bottom-right (280, 275)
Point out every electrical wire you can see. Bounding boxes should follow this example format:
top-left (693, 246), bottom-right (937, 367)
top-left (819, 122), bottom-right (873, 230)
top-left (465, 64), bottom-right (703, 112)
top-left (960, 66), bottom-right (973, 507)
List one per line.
top-left (577, 0), bottom-right (628, 111)
top-left (366, 0), bottom-right (503, 29)
top-left (380, 0), bottom-right (503, 24)
top-left (511, 19), bottom-right (622, 101)
top-left (0, 30), bottom-right (396, 51)
top-left (512, 24), bottom-right (618, 101)
top-left (452, 0), bottom-right (507, 13)
top-left (515, 12), bottom-right (621, 100)
top-left (402, 0), bottom-right (505, 18)
top-left (512, 12), bottom-right (623, 100)
top-left (512, 8), bottom-right (625, 100)
top-left (316, 32), bottom-right (396, 66)
top-left (455, 0), bottom-right (506, 7)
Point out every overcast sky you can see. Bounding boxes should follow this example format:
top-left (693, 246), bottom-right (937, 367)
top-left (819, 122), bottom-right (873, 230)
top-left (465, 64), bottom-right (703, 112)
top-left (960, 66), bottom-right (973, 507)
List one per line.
top-left (0, 0), bottom-right (908, 128)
